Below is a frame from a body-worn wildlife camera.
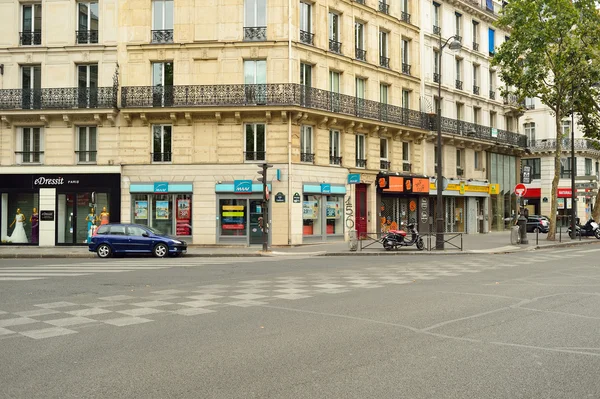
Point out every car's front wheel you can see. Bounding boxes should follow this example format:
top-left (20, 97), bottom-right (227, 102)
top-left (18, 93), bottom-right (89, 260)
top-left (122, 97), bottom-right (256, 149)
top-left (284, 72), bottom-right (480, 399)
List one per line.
top-left (153, 243), bottom-right (168, 258)
top-left (97, 244), bottom-right (112, 258)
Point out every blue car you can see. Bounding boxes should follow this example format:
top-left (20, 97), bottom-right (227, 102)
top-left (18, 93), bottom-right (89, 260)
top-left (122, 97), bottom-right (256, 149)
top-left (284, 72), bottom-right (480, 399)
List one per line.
top-left (89, 224), bottom-right (187, 258)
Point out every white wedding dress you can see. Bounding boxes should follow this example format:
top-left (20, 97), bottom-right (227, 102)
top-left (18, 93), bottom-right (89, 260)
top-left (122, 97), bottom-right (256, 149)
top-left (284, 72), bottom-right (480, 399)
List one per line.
top-left (7, 215), bottom-right (28, 243)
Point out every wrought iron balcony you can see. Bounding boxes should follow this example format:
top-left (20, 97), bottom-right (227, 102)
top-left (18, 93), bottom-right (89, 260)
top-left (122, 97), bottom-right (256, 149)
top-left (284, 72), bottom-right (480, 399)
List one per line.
top-left (16, 151), bottom-right (44, 164)
top-left (402, 63), bottom-right (411, 75)
top-left (433, 73), bottom-right (440, 83)
top-left (401, 11), bottom-right (411, 24)
top-left (489, 90), bottom-right (496, 99)
top-left (356, 158), bottom-right (367, 168)
top-left (380, 160), bottom-right (391, 170)
top-left (503, 93), bottom-right (519, 106)
top-left (380, 56), bottom-right (390, 68)
top-left (76, 30), bottom-right (99, 44)
top-left (402, 162), bottom-right (412, 172)
top-left (433, 25), bottom-right (441, 35)
top-left (473, 85), bottom-right (480, 95)
top-left (527, 139), bottom-right (600, 155)
top-left (473, 41), bottom-right (479, 51)
top-left (244, 26), bottom-right (266, 41)
top-left (329, 39), bottom-right (342, 54)
top-left (456, 80), bottom-right (463, 90)
top-left (378, 1), bottom-right (389, 14)
top-left (355, 48), bottom-right (367, 61)
top-left (301, 152), bottom-right (315, 163)
top-left (152, 152), bottom-right (172, 163)
top-left (456, 167), bottom-right (464, 177)
top-left (330, 156), bottom-right (343, 166)
top-left (75, 151), bottom-right (97, 163)
top-left (244, 151), bottom-right (266, 161)
top-left (0, 87), bottom-right (117, 110)
top-left (20, 31), bottom-right (42, 46)
top-left (436, 119), bottom-right (527, 147)
top-left (151, 29), bottom-right (174, 43)
top-left (300, 30), bottom-right (314, 45)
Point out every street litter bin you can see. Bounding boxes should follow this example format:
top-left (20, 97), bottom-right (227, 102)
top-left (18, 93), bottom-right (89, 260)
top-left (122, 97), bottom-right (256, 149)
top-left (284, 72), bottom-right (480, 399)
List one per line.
top-left (510, 225), bottom-right (520, 245)
top-left (349, 230), bottom-right (358, 252)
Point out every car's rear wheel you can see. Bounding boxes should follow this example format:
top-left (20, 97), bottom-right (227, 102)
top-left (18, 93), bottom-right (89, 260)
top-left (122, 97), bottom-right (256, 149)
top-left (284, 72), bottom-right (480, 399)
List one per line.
top-left (153, 243), bottom-right (168, 258)
top-left (595, 230), bottom-right (600, 239)
top-left (97, 244), bottom-right (112, 258)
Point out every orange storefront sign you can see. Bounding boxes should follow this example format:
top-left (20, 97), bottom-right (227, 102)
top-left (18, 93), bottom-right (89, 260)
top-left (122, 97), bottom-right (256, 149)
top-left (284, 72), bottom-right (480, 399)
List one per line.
top-left (384, 176), bottom-right (404, 192)
top-left (412, 178), bottom-right (429, 193)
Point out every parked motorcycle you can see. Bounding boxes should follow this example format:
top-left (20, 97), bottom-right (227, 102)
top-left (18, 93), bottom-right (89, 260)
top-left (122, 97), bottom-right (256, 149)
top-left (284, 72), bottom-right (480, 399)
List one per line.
top-left (382, 222), bottom-right (425, 251)
top-left (567, 218), bottom-right (600, 239)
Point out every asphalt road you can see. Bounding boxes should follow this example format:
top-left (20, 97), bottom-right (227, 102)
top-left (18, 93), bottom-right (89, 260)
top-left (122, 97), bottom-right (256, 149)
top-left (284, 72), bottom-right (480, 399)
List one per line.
top-left (1, 248), bottom-right (600, 399)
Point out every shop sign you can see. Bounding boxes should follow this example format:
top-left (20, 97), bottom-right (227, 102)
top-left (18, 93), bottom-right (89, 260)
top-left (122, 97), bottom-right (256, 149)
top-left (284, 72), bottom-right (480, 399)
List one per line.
top-left (543, 197), bottom-right (549, 203)
top-left (320, 183), bottom-right (331, 194)
top-left (34, 177), bottom-right (65, 186)
top-left (155, 201), bottom-right (169, 219)
top-left (326, 201), bottom-right (341, 219)
top-left (153, 182), bottom-right (169, 193)
top-left (303, 201), bottom-right (318, 219)
top-left (412, 178), bottom-right (430, 193)
top-left (40, 210), bottom-right (54, 221)
top-left (459, 181), bottom-right (466, 195)
top-left (274, 192), bottom-right (286, 203)
top-left (489, 184), bottom-right (500, 195)
top-left (421, 211), bottom-right (428, 224)
top-left (383, 176), bottom-right (404, 193)
top-left (293, 193), bottom-right (301, 203)
top-left (176, 199), bottom-right (191, 235)
top-left (558, 198), bottom-right (565, 209)
top-left (234, 180), bottom-right (253, 193)
top-left (557, 188), bottom-right (572, 198)
top-left (491, 128), bottom-right (498, 138)
top-left (347, 174), bottom-right (361, 184)
top-left (134, 201), bottom-right (148, 220)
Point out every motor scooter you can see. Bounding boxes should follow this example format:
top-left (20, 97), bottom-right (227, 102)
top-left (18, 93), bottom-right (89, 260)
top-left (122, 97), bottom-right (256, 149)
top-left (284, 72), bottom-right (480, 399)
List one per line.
top-left (567, 218), bottom-right (600, 239)
top-left (382, 222), bottom-right (425, 251)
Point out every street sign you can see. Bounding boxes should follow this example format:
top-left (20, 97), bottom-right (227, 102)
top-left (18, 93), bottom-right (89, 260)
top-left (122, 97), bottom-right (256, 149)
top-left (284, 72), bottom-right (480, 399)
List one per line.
top-left (522, 165), bottom-right (532, 184)
top-left (575, 182), bottom-right (598, 190)
top-left (575, 175), bottom-right (598, 181)
top-left (514, 183), bottom-right (527, 197)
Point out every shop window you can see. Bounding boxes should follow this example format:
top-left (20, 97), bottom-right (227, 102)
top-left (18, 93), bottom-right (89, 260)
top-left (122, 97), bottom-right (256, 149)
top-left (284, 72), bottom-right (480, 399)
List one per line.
top-left (77, 126), bottom-right (97, 164)
top-left (303, 195), bottom-right (320, 236)
top-left (220, 198), bottom-right (247, 236)
top-left (326, 195), bottom-right (343, 235)
top-left (245, 123), bottom-right (266, 161)
top-left (131, 193), bottom-right (192, 237)
top-left (1, 193), bottom-right (39, 244)
top-left (152, 125), bottom-right (172, 163)
top-left (17, 127), bottom-right (43, 164)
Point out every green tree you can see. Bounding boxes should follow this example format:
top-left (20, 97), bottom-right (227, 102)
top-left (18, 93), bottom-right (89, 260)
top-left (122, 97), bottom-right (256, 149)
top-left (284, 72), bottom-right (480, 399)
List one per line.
top-left (492, 0), bottom-right (600, 240)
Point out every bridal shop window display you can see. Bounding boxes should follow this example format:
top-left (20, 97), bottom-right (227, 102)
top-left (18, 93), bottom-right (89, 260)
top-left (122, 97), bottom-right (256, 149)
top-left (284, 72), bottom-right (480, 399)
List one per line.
top-left (1, 193), bottom-right (39, 245)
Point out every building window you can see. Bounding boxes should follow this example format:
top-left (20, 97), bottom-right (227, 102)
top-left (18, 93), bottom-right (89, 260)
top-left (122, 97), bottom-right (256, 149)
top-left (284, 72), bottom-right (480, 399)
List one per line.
top-left (456, 148), bottom-right (464, 176)
top-left (456, 103), bottom-right (463, 121)
top-left (356, 77), bottom-right (366, 116)
top-left (401, 0), bottom-right (410, 22)
top-left (489, 69), bottom-right (496, 98)
top-left (244, 123), bottom-right (266, 161)
top-left (17, 127), bottom-right (43, 164)
top-left (152, 0), bottom-right (174, 43)
top-left (433, 50), bottom-right (440, 82)
top-left (402, 89), bottom-right (410, 109)
top-left (379, 31), bottom-right (389, 68)
top-left (505, 116), bottom-right (514, 131)
top-left (152, 125), bottom-right (172, 163)
top-left (378, 0), bottom-right (389, 14)
top-left (21, 4), bottom-right (42, 45)
top-left (300, 2), bottom-right (313, 45)
top-left (300, 125), bottom-right (314, 163)
top-left (401, 39), bottom-right (410, 74)
top-left (329, 129), bottom-right (341, 165)
top-left (380, 138), bottom-right (389, 169)
top-left (77, 126), bottom-right (97, 164)
top-left (596, 161), bottom-right (599, 179)
top-left (524, 97), bottom-right (535, 109)
top-left (152, 62), bottom-right (174, 106)
top-left (473, 64), bottom-right (480, 94)
top-left (244, 59), bottom-right (267, 103)
top-left (402, 141), bottom-right (410, 171)
top-left (21, 65), bottom-right (41, 110)
top-left (524, 122), bottom-right (535, 145)
top-left (561, 157), bottom-right (576, 179)
top-left (455, 58), bottom-right (463, 89)
top-left (561, 120), bottom-right (571, 136)
top-left (472, 20), bottom-right (479, 50)
top-left (473, 107), bottom-right (481, 124)
top-left (77, 2), bottom-right (99, 44)
top-left (455, 12), bottom-right (462, 41)
top-left (330, 71), bottom-right (341, 112)
top-left (474, 151), bottom-right (483, 170)
top-left (355, 21), bottom-right (366, 60)
top-left (490, 111), bottom-right (497, 128)
top-left (488, 28), bottom-right (495, 55)
top-left (244, 0), bottom-right (266, 41)
top-left (356, 134), bottom-right (366, 168)
top-left (585, 158), bottom-right (593, 176)
top-left (329, 12), bottom-right (341, 53)
top-left (433, 2), bottom-right (441, 33)
top-left (78, 64), bottom-right (99, 108)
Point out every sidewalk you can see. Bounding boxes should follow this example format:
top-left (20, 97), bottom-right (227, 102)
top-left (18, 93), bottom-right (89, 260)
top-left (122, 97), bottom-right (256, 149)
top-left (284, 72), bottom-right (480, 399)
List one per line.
top-left (1, 231), bottom-right (599, 259)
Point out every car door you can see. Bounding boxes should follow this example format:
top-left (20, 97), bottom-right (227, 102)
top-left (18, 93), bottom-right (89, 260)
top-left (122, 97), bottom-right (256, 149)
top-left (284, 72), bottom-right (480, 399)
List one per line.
top-left (126, 225), bottom-right (153, 253)
top-left (108, 225), bottom-right (129, 252)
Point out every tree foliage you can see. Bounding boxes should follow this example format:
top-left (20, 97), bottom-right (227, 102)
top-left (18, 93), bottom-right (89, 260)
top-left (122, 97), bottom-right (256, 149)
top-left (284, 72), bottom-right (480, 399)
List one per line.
top-left (492, 0), bottom-right (600, 240)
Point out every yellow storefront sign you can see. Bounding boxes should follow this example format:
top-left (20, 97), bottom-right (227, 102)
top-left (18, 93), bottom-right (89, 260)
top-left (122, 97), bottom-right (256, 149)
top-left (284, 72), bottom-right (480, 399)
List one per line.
top-left (222, 211), bottom-right (244, 217)
top-left (222, 206), bottom-right (244, 210)
top-left (430, 182), bottom-right (493, 194)
top-left (489, 184), bottom-right (500, 195)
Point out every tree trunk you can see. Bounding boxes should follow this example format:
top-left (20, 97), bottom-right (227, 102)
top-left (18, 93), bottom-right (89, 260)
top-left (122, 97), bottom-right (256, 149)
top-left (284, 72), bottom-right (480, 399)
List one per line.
top-left (593, 194), bottom-right (600, 221)
top-left (547, 109), bottom-right (563, 241)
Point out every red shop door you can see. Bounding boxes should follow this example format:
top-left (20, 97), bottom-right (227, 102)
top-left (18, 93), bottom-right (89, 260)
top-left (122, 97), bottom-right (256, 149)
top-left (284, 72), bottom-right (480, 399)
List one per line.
top-left (355, 184), bottom-right (368, 238)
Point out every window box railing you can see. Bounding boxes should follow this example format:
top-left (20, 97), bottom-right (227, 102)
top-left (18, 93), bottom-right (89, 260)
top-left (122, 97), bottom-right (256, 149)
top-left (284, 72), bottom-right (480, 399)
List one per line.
top-left (489, 90), bottom-right (496, 99)
top-left (301, 152), bottom-right (315, 163)
top-left (20, 31), bottom-right (42, 46)
top-left (329, 40), bottom-right (342, 54)
top-left (433, 25), bottom-right (441, 35)
top-left (456, 80), bottom-right (463, 90)
top-left (355, 48), bottom-right (367, 61)
top-left (151, 29), bottom-right (174, 43)
top-left (244, 26), bottom-right (266, 41)
top-left (152, 152), bottom-right (172, 163)
top-left (244, 151), bottom-right (266, 161)
top-left (300, 30), bottom-right (314, 45)
top-left (356, 158), bottom-right (367, 168)
top-left (401, 11), bottom-right (411, 24)
top-left (402, 162), bottom-right (411, 172)
top-left (402, 63), bottom-right (411, 75)
top-left (433, 73), bottom-right (440, 83)
top-left (76, 30), bottom-right (99, 44)
top-left (75, 151), bottom-right (97, 164)
top-left (0, 87), bottom-right (117, 110)
top-left (330, 155), bottom-right (343, 165)
top-left (473, 85), bottom-right (480, 95)
top-left (378, 1), bottom-right (389, 14)
top-left (16, 151), bottom-right (44, 164)
top-left (456, 167), bottom-right (464, 177)
top-left (380, 160), bottom-right (391, 170)
top-left (380, 56), bottom-right (390, 68)
top-left (473, 42), bottom-right (479, 51)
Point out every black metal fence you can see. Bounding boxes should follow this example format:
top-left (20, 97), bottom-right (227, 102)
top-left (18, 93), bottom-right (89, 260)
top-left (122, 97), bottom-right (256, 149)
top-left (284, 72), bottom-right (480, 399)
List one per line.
top-left (0, 87), bottom-right (117, 110)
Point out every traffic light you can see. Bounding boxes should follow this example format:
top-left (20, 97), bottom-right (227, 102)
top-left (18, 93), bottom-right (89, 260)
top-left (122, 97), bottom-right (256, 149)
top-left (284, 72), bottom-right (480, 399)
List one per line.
top-left (257, 163), bottom-right (273, 252)
top-left (256, 163), bottom-right (273, 184)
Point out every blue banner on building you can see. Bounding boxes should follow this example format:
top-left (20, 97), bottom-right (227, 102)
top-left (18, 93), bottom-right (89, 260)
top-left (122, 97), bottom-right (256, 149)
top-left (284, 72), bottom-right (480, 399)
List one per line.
top-left (347, 174), bottom-right (361, 184)
top-left (320, 183), bottom-right (331, 194)
top-left (153, 182), bottom-right (169, 193)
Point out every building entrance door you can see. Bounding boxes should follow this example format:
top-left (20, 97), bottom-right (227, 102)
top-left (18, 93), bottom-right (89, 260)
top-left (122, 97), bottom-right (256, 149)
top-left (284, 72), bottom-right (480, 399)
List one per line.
top-left (355, 184), bottom-right (368, 238)
top-left (249, 199), bottom-right (264, 245)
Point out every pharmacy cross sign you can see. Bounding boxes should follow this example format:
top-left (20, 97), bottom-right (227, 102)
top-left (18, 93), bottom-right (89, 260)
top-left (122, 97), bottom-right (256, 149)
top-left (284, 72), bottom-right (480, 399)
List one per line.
top-left (514, 183), bottom-right (527, 197)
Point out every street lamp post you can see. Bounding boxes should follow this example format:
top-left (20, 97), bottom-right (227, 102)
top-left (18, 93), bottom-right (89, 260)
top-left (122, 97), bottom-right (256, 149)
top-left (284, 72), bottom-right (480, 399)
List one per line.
top-left (436, 34), bottom-right (462, 250)
top-left (571, 99), bottom-right (576, 239)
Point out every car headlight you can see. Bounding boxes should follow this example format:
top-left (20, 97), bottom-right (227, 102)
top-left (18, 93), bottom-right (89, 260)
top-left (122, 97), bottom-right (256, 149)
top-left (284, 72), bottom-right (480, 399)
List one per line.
top-left (170, 240), bottom-right (182, 245)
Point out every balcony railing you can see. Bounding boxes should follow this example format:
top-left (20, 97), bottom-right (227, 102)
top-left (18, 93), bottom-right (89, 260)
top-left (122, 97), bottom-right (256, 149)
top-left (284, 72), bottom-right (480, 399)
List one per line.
top-left (121, 83), bottom-right (526, 147)
top-left (301, 152), bottom-right (315, 163)
top-left (76, 30), bottom-right (99, 44)
top-left (152, 152), bottom-right (172, 163)
top-left (433, 73), bottom-right (440, 83)
top-left (527, 139), bottom-right (600, 155)
top-left (503, 93), bottom-right (519, 106)
top-left (0, 87), bottom-right (117, 110)
top-left (402, 162), bottom-right (412, 172)
top-left (20, 31), bottom-right (42, 46)
top-left (329, 39), bottom-right (342, 54)
top-left (244, 26), bottom-right (266, 41)
top-left (473, 41), bottom-right (479, 51)
top-left (356, 158), bottom-right (367, 168)
top-left (473, 85), bottom-right (480, 95)
top-left (456, 80), bottom-right (463, 90)
top-left (433, 25), bottom-right (441, 35)
top-left (330, 156), bottom-right (343, 165)
top-left (489, 90), bottom-right (496, 99)
top-left (355, 48), bottom-right (367, 61)
top-left (380, 56), bottom-right (390, 68)
top-left (75, 151), bottom-right (97, 164)
top-left (402, 63), bottom-right (411, 75)
top-left (151, 29), bottom-right (174, 43)
top-left (16, 151), bottom-right (44, 164)
top-left (378, 1), bottom-right (389, 14)
top-left (435, 119), bottom-right (527, 147)
top-left (456, 167), bottom-right (464, 177)
top-left (244, 151), bottom-right (266, 161)
top-left (401, 11), bottom-right (411, 24)
top-left (300, 30), bottom-right (314, 45)
top-left (380, 160), bottom-right (391, 170)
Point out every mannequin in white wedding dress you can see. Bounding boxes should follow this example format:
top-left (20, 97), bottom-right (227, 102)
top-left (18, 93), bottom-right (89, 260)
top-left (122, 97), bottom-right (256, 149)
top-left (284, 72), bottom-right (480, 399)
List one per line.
top-left (7, 208), bottom-right (28, 243)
